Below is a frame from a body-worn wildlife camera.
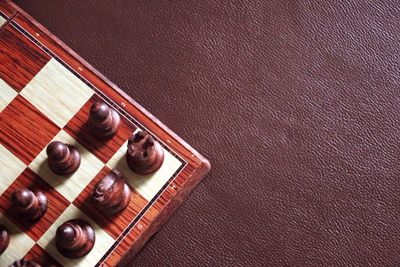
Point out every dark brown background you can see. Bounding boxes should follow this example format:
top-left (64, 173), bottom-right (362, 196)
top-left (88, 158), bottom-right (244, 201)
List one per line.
top-left (12, 0), bottom-right (400, 266)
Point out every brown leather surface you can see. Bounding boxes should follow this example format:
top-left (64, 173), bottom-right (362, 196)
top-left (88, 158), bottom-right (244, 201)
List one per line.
top-left (12, 0), bottom-right (400, 266)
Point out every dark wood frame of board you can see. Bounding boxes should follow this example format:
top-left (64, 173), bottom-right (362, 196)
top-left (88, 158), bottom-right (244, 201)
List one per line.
top-left (0, 0), bottom-right (210, 266)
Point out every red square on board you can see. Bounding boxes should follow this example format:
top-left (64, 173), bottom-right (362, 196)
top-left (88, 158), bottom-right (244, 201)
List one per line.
top-left (0, 24), bottom-right (51, 92)
top-left (0, 95), bottom-right (60, 165)
top-left (24, 244), bottom-right (62, 267)
top-left (64, 94), bottom-right (136, 163)
top-left (0, 168), bottom-right (70, 241)
top-left (73, 166), bottom-right (148, 239)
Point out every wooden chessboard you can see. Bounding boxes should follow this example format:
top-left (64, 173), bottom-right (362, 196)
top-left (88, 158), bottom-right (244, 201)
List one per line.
top-left (0, 1), bottom-right (210, 266)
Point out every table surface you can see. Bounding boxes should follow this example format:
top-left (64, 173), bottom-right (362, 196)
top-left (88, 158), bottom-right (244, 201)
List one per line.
top-left (12, 0), bottom-right (400, 266)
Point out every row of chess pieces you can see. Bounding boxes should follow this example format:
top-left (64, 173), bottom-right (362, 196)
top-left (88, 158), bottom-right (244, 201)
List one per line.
top-left (2, 102), bottom-right (165, 267)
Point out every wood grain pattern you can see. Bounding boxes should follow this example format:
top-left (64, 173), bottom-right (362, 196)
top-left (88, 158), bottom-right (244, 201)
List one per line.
top-left (37, 204), bottom-right (114, 267)
top-left (0, 144), bottom-right (26, 195)
top-left (0, 1), bottom-right (16, 19)
top-left (0, 212), bottom-right (35, 266)
top-left (0, 16), bottom-right (6, 30)
top-left (0, 95), bottom-right (60, 165)
top-left (0, 79), bottom-right (17, 112)
top-left (21, 58), bottom-right (94, 128)
top-left (106, 139), bottom-right (183, 202)
top-left (24, 244), bottom-right (62, 267)
top-left (64, 94), bottom-right (137, 163)
top-left (73, 166), bottom-right (148, 239)
top-left (0, 1), bottom-right (210, 266)
top-left (29, 130), bottom-right (104, 202)
top-left (0, 23), bottom-right (50, 92)
top-left (0, 168), bottom-right (69, 241)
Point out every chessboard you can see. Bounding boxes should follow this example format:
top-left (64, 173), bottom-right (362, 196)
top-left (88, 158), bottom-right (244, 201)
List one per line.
top-left (0, 1), bottom-right (210, 266)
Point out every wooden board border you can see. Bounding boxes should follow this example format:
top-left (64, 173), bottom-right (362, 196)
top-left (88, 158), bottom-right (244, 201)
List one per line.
top-left (0, 1), bottom-right (210, 266)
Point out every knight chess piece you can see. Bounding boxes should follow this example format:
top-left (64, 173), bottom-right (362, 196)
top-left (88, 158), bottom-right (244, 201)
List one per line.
top-left (9, 259), bottom-right (41, 267)
top-left (46, 141), bottom-right (81, 175)
top-left (0, 224), bottom-right (9, 254)
top-left (11, 188), bottom-right (47, 220)
top-left (126, 131), bottom-right (164, 175)
top-left (56, 219), bottom-right (95, 259)
top-left (91, 169), bottom-right (131, 215)
top-left (88, 101), bottom-right (120, 139)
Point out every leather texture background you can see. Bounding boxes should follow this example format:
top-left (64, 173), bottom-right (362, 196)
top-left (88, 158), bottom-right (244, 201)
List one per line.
top-left (12, 0), bottom-right (400, 266)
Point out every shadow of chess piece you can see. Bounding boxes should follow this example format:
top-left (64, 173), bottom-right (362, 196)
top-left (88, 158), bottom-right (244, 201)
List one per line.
top-left (88, 101), bottom-right (120, 139)
top-left (9, 259), bottom-right (41, 267)
top-left (0, 224), bottom-right (9, 254)
top-left (11, 188), bottom-right (47, 221)
top-left (46, 141), bottom-right (80, 175)
top-left (126, 131), bottom-right (164, 175)
top-left (91, 169), bottom-right (131, 215)
top-left (56, 219), bottom-right (95, 259)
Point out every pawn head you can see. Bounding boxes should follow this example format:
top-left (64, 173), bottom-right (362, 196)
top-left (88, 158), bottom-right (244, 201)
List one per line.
top-left (90, 102), bottom-right (110, 121)
top-left (46, 141), bottom-right (68, 161)
top-left (57, 223), bottom-right (76, 243)
top-left (11, 188), bottom-right (34, 208)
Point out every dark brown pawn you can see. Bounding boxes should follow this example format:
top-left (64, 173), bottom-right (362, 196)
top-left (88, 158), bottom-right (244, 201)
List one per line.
top-left (0, 224), bottom-right (9, 254)
top-left (91, 169), bottom-right (131, 215)
top-left (56, 219), bottom-right (95, 259)
top-left (126, 131), bottom-right (164, 175)
top-left (88, 101), bottom-right (120, 139)
top-left (9, 259), bottom-right (41, 267)
top-left (46, 141), bottom-right (80, 175)
top-left (11, 188), bottom-right (47, 221)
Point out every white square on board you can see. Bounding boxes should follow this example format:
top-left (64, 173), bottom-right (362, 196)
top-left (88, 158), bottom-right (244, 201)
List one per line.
top-left (37, 204), bottom-right (114, 267)
top-left (0, 213), bottom-right (35, 266)
top-left (106, 140), bottom-right (183, 201)
top-left (20, 58), bottom-right (93, 128)
top-left (0, 79), bottom-right (17, 112)
top-left (0, 16), bottom-right (6, 28)
top-left (29, 130), bottom-right (104, 202)
top-left (0, 145), bottom-right (26, 195)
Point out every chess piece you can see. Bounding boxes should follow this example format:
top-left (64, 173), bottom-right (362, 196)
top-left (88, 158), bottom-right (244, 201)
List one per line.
top-left (0, 224), bottom-right (9, 254)
top-left (88, 101), bottom-right (120, 139)
top-left (91, 169), bottom-right (131, 215)
top-left (9, 259), bottom-right (41, 267)
top-left (46, 141), bottom-right (80, 175)
top-left (126, 131), bottom-right (164, 175)
top-left (56, 219), bottom-right (95, 259)
top-left (11, 188), bottom-right (47, 220)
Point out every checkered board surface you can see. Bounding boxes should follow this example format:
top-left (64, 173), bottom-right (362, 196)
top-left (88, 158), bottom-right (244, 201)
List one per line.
top-left (0, 3), bottom-right (209, 267)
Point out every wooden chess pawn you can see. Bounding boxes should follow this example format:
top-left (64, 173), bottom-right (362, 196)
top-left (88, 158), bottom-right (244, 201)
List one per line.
top-left (46, 141), bottom-right (80, 175)
top-left (11, 188), bottom-right (47, 221)
top-left (126, 131), bottom-right (164, 175)
top-left (91, 169), bottom-right (131, 215)
top-left (0, 224), bottom-right (9, 254)
top-left (88, 101), bottom-right (120, 139)
top-left (9, 259), bottom-right (41, 267)
top-left (56, 219), bottom-right (95, 259)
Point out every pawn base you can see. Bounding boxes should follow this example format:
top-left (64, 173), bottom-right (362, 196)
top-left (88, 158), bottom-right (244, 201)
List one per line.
top-left (49, 145), bottom-right (81, 176)
top-left (56, 219), bottom-right (95, 259)
top-left (127, 142), bottom-right (164, 175)
top-left (0, 224), bottom-right (9, 254)
top-left (10, 259), bottom-right (41, 267)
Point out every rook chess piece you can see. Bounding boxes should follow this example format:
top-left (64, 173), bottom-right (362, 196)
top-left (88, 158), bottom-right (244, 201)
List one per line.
top-left (56, 219), bottom-right (95, 259)
top-left (0, 224), bottom-right (9, 254)
top-left (126, 131), bottom-right (164, 175)
top-left (9, 259), bottom-right (41, 267)
top-left (11, 188), bottom-right (47, 220)
top-left (91, 169), bottom-right (131, 215)
top-left (46, 141), bottom-right (81, 175)
top-left (88, 101), bottom-right (120, 139)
